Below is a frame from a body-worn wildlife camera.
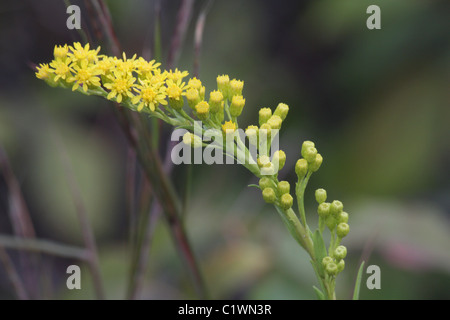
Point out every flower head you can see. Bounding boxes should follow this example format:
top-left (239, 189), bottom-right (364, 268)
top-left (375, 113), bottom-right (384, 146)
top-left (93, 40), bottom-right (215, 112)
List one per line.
top-left (50, 57), bottom-right (73, 82)
top-left (69, 42), bottom-right (100, 63)
top-left (68, 59), bottom-right (102, 92)
top-left (54, 44), bottom-right (69, 60)
top-left (195, 101), bottom-right (210, 120)
top-left (135, 57), bottom-right (161, 77)
top-left (132, 79), bottom-right (167, 112)
top-left (165, 68), bottom-right (189, 84)
top-left (104, 70), bottom-right (136, 103)
top-left (165, 79), bottom-right (188, 110)
top-left (35, 63), bottom-right (54, 80)
top-left (222, 120), bottom-right (236, 134)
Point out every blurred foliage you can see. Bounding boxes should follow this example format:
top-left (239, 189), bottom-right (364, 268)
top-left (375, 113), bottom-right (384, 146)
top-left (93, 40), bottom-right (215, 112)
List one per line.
top-left (0, 0), bottom-right (449, 299)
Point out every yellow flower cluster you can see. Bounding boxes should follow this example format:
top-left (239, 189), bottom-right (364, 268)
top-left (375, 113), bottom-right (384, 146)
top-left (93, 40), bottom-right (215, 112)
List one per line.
top-left (36, 43), bottom-right (254, 128)
top-left (36, 43), bottom-right (291, 164)
top-left (36, 43), bottom-right (189, 112)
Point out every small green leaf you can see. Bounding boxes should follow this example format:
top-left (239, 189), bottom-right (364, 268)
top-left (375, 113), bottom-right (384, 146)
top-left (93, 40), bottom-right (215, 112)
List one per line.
top-left (353, 261), bottom-right (365, 300)
top-left (313, 286), bottom-right (325, 300)
top-left (313, 230), bottom-right (327, 277)
top-left (247, 184), bottom-right (260, 189)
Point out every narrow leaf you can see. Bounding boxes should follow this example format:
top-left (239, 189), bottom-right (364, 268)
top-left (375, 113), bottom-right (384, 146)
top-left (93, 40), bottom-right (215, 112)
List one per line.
top-left (312, 230), bottom-right (327, 277)
top-left (313, 286), bottom-right (325, 300)
top-left (353, 261), bottom-right (366, 300)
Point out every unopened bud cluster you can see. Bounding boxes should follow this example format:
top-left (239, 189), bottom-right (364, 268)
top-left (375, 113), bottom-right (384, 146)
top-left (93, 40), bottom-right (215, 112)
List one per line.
top-left (260, 176), bottom-right (294, 210)
top-left (295, 141), bottom-right (323, 179)
top-left (322, 245), bottom-right (348, 276)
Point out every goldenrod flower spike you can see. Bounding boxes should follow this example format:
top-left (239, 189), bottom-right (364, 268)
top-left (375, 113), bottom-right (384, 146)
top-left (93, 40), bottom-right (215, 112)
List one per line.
top-left (36, 42), bottom-right (353, 300)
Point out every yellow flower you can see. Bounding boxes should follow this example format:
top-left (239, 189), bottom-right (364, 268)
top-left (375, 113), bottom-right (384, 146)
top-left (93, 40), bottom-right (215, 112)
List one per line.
top-left (104, 70), bottom-right (136, 103)
top-left (217, 74), bottom-right (230, 99)
top-left (132, 79), bottom-right (167, 112)
top-left (229, 79), bottom-right (244, 97)
top-left (146, 68), bottom-right (167, 86)
top-left (230, 95), bottom-right (245, 117)
top-left (195, 101), bottom-right (210, 120)
top-left (165, 68), bottom-right (189, 84)
top-left (95, 56), bottom-right (114, 75)
top-left (165, 79), bottom-right (189, 110)
top-left (68, 42), bottom-right (100, 63)
top-left (68, 59), bottom-right (102, 92)
top-left (35, 63), bottom-right (53, 80)
top-left (49, 57), bottom-right (73, 82)
top-left (209, 90), bottom-right (224, 114)
top-left (54, 44), bottom-right (69, 60)
top-left (135, 57), bottom-right (161, 77)
top-left (222, 120), bottom-right (236, 134)
top-left (165, 79), bottom-right (189, 99)
top-left (112, 52), bottom-right (138, 75)
top-left (188, 77), bottom-right (202, 91)
top-left (186, 88), bottom-right (201, 110)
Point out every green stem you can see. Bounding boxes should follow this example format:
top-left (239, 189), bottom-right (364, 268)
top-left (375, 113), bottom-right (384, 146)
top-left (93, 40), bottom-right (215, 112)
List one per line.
top-left (274, 207), bottom-right (314, 257)
top-left (296, 171), bottom-right (312, 229)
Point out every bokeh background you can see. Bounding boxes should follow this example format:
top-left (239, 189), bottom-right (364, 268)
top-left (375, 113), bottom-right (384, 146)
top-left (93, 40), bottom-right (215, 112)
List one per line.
top-left (0, 0), bottom-right (449, 299)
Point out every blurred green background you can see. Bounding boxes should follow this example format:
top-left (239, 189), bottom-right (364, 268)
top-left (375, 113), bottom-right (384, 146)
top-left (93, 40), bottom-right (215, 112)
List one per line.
top-left (0, 0), bottom-right (449, 299)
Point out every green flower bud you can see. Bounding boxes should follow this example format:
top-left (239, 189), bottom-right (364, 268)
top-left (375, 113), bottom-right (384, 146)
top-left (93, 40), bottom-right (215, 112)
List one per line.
top-left (302, 146), bottom-right (318, 163)
top-left (259, 177), bottom-right (273, 190)
top-left (259, 123), bottom-right (272, 139)
top-left (259, 108), bottom-right (272, 126)
top-left (330, 200), bottom-right (344, 217)
top-left (301, 141), bottom-right (315, 158)
top-left (267, 115), bottom-right (282, 130)
top-left (334, 245), bottom-right (347, 261)
top-left (317, 202), bottom-right (331, 218)
top-left (322, 256), bottom-right (333, 269)
top-left (309, 153), bottom-right (323, 172)
top-left (315, 188), bottom-right (327, 204)
top-left (261, 162), bottom-right (275, 176)
top-left (295, 159), bottom-right (308, 178)
top-left (199, 86), bottom-right (206, 101)
top-left (229, 95), bottom-right (245, 117)
top-left (336, 222), bottom-right (350, 238)
top-left (262, 187), bottom-right (276, 204)
top-left (257, 155), bottom-right (271, 168)
top-left (280, 193), bottom-right (293, 210)
top-left (338, 211), bottom-right (349, 224)
top-left (245, 125), bottom-right (258, 141)
top-left (337, 259), bottom-right (345, 273)
top-left (169, 97), bottom-right (185, 111)
top-left (325, 215), bottom-right (337, 231)
top-left (272, 150), bottom-right (286, 171)
top-left (273, 103), bottom-right (289, 121)
top-left (277, 181), bottom-right (290, 195)
top-left (325, 262), bottom-right (338, 276)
